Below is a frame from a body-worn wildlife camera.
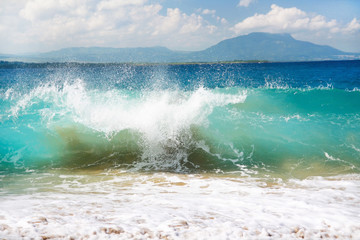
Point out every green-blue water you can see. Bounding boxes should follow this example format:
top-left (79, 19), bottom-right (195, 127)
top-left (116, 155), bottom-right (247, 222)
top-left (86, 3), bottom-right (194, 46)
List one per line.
top-left (1, 61), bottom-right (360, 178)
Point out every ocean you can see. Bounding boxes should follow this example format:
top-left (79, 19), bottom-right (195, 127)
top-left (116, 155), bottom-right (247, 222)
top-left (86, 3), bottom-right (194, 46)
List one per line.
top-left (0, 60), bottom-right (360, 239)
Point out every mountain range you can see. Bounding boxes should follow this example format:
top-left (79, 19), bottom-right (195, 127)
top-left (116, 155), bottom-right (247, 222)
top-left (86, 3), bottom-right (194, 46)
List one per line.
top-left (1, 32), bottom-right (359, 63)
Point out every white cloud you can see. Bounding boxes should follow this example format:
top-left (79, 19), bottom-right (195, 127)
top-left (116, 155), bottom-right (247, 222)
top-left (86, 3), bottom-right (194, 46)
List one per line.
top-left (238, 0), bottom-right (255, 8)
top-left (19, 0), bottom-right (90, 21)
top-left (231, 4), bottom-right (344, 34)
top-left (217, 17), bottom-right (228, 25)
top-left (0, 0), bottom-right (220, 53)
top-left (97, 0), bottom-right (146, 10)
top-left (202, 9), bottom-right (216, 15)
top-left (345, 18), bottom-right (360, 33)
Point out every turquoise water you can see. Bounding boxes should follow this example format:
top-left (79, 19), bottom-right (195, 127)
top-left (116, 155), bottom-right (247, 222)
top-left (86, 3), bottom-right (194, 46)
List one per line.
top-left (1, 61), bottom-right (360, 177)
top-left (1, 61), bottom-right (360, 239)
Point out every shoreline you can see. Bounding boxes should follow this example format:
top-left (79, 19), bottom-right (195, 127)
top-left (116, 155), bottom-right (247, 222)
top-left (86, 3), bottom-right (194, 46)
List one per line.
top-left (1, 171), bottom-right (359, 239)
top-left (1, 59), bottom-right (360, 67)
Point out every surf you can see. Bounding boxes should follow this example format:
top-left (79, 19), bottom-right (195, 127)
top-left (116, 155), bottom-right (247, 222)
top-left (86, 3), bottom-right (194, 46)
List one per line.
top-left (1, 67), bottom-right (360, 177)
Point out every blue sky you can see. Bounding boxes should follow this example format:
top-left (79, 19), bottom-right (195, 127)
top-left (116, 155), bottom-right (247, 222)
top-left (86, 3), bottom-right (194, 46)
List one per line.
top-left (0, 0), bottom-right (359, 54)
top-left (166, 0), bottom-right (360, 23)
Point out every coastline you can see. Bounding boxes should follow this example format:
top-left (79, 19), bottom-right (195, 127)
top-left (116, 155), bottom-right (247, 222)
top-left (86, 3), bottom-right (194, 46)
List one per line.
top-left (2, 59), bottom-right (360, 67)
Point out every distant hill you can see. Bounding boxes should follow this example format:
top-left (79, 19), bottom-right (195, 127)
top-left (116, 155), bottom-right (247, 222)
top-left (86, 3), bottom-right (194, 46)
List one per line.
top-left (1, 33), bottom-right (358, 63)
top-left (190, 32), bottom-right (350, 61)
top-left (33, 46), bottom-right (184, 63)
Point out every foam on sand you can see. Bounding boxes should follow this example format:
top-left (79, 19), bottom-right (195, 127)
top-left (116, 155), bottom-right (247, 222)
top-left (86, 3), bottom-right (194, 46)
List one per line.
top-left (0, 172), bottom-right (359, 239)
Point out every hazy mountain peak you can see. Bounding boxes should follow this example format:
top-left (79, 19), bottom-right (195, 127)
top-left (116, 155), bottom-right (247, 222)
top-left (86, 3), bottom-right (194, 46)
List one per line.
top-left (198, 32), bottom-right (348, 61)
top-left (1, 32), bottom-right (358, 63)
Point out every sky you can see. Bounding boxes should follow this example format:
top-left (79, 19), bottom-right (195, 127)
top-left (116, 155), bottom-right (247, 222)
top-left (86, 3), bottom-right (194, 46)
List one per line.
top-left (0, 0), bottom-right (359, 54)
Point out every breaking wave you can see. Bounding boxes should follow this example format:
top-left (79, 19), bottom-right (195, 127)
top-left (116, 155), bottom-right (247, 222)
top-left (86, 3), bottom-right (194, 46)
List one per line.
top-left (1, 77), bottom-right (360, 177)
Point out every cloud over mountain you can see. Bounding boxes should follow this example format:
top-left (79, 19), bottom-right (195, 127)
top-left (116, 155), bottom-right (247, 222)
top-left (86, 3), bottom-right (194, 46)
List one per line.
top-left (231, 4), bottom-right (360, 52)
top-left (0, 1), bottom-right (359, 54)
top-left (232, 4), bottom-right (339, 34)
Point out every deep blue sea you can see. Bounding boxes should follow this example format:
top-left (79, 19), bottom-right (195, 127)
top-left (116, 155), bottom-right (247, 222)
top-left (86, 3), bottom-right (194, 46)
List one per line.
top-left (1, 60), bottom-right (360, 239)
